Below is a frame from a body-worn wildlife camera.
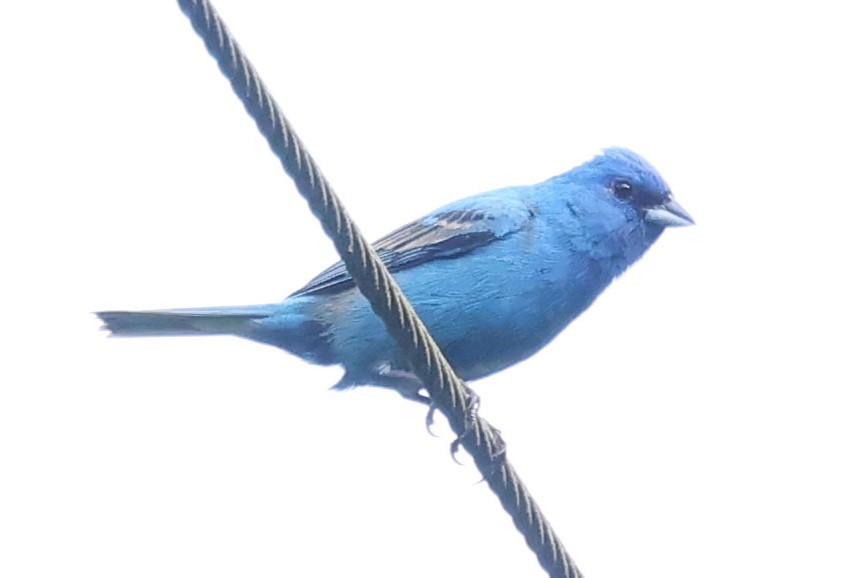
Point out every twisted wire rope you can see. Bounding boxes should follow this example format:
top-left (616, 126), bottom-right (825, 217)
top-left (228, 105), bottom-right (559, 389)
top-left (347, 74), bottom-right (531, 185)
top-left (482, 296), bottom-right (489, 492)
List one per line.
top-left (176, 2), bottom-right (583, 576)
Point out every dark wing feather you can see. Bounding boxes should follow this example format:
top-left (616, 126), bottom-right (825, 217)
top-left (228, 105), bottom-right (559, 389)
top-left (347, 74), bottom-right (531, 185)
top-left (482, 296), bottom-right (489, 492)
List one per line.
top-left (291, 208), bottom-right (527, 297)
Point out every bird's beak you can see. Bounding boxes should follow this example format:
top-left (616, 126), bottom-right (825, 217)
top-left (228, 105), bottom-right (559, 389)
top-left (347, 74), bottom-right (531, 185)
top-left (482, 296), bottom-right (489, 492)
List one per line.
top-left (644, 197), bottom-right (694, 227)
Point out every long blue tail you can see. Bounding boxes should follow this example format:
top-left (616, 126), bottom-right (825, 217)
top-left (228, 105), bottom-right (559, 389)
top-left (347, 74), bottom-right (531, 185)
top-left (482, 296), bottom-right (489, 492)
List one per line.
top-left (96, 305), bottom-right (279, 337)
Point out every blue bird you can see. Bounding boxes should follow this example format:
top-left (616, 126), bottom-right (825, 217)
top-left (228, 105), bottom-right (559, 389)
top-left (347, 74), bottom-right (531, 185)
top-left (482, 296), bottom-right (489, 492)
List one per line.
top-left (97, 148), bottom-right (693, 402)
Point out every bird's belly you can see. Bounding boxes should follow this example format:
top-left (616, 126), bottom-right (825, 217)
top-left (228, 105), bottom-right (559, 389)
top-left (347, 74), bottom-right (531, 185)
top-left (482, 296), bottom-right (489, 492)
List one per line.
top-left (428, 300), bottom-right (571, 380)
top-left (410, 280), bottom-right (602, 380)
top-left (325, 251), bottom-right (610, 383)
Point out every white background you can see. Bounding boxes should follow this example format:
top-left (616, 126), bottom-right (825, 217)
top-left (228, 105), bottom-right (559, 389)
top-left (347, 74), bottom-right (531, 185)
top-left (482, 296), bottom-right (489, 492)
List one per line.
top-left (2, 1), bottom-right (865, 577)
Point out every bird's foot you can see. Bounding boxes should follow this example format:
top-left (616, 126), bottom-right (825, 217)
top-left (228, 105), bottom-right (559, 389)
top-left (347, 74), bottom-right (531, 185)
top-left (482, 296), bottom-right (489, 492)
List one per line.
top-left (449, 385), bottom-right (488, 463)
top-left (376, 364), bottom-right (504, 463)
top-left (423, 384), bottom-right (479, 451)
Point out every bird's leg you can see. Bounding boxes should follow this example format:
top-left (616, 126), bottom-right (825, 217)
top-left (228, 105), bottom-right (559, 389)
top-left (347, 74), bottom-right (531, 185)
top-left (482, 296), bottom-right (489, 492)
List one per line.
top-left (397, 387), bottom-right (432, 406)
top-left (372, 363), bottom-right (431, 405)
top-left (373, 366), bottom-right (441, 435)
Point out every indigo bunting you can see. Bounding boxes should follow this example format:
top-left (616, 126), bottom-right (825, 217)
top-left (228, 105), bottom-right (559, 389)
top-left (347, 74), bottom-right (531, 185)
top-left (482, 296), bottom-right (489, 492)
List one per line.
top-left (98, 148), bottom-right (692, 401)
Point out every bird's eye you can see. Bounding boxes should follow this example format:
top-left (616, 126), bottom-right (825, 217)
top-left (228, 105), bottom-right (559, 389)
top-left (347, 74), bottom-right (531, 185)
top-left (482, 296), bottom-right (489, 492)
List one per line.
top-left (612, 179), bottom-right (633, 201)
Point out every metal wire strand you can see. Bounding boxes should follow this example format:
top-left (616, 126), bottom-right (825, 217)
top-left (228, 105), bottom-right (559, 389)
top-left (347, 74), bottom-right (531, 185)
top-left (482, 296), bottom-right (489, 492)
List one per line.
top-left (175, 2), bottom-right (583, 577)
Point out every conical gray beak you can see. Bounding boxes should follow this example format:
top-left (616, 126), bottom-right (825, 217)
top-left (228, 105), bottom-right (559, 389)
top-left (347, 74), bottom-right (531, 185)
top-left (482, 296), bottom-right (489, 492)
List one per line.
top-left (644, 197), bottom-right (694, 227)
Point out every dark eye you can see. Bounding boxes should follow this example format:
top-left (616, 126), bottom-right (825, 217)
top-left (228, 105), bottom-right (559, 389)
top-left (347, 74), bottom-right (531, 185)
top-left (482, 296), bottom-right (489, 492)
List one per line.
top-left (612, 179), bottom-right (633, 201)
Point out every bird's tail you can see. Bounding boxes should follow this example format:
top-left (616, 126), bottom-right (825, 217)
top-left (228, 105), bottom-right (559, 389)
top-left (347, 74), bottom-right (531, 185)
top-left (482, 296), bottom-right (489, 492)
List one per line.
top-left (96, 304), bottom-right (279, 337)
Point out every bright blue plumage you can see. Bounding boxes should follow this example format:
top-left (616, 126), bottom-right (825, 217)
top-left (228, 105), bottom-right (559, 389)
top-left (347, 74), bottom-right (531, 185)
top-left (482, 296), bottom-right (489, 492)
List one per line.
top-left (97, 148), bottom-right (693, 401)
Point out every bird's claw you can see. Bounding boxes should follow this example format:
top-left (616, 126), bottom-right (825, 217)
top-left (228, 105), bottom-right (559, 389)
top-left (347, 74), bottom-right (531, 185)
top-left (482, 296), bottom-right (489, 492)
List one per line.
top-left (425, 400), bottom-right (439, 437)
top-left (448, 385), bottom-right (482, 463)
top-left (419, 385), bottom-right (504, 467)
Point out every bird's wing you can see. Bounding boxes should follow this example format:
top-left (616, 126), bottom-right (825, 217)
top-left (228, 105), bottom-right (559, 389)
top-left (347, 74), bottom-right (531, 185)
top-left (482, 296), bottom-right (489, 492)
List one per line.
top-left (291, 200), bottom-right (533, 297)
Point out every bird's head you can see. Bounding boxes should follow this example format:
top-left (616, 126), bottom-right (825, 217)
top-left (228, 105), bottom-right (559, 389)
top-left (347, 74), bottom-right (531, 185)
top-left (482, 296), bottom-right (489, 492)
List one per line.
top-left (582, 147), bottom-right (694, 229)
